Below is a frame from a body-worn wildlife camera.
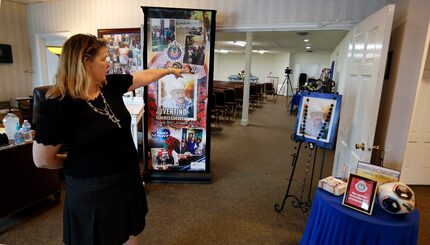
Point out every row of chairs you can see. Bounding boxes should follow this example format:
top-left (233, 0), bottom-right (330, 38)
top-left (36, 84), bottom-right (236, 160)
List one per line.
top-left (210, 81), bottom-right (271, 128)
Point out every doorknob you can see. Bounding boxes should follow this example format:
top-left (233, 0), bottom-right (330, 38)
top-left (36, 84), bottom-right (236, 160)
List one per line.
top-left (367, 145), bottom-right (380, 151)
top-left (355, 143), bottom-right (365, 151)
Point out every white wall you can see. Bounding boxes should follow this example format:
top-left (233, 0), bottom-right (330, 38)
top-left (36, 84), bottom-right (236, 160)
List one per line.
top-left (213, 52), bottom-right (290, 83)
top-left (213, 51), bottom-right (330, 95)
top-left (0, 0), bottom-right (389, 101)
top-left (373, 0), bottom-right (430, 171)
top-left (290, 52), bottom-right (331, 88)
top-left (0, 0), bottom-right (33, 101)
top-left (25, 0), bottom-right (388, 87)
top-left (330, 31), bottom-right (352, 94)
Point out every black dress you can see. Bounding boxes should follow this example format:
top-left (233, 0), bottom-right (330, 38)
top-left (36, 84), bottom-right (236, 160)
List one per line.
top-left (35, 74), bottom-right (148, 245)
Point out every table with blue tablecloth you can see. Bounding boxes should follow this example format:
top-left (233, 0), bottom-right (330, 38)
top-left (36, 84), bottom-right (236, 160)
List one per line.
top-left (300, 189), bottom-right (420, 245)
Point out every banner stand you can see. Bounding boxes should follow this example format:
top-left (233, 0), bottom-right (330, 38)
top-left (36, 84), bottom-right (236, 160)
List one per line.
top-left (149, 172), bottom-right (211, 183)
top-left (141, 7), bottom-right (216, 183)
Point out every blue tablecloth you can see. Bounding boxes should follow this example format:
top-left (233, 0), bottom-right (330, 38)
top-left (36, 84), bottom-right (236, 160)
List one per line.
top-left (300, 189), bottom-right (420, 245)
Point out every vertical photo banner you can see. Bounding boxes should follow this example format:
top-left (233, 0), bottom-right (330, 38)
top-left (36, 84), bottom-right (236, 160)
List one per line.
top-left (142, 7), bottom-right (216, 181)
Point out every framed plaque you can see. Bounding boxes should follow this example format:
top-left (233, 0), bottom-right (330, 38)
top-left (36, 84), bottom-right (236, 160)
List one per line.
top-left (356, 161), bottom-right (400, 185)
top-left (342, 174), bottom-right (377, 215)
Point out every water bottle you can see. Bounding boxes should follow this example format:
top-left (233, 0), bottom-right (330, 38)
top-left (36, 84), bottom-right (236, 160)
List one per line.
top-left (14, 122), bottom-right (25, 145)
top-left (22, 119), bottom-right (33, 142)
top-left (2, 112), bottom-right (19, 140)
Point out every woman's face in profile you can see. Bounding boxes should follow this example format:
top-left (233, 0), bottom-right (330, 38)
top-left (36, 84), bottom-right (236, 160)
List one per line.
top-left (86, 47), bottom-right (110, 85)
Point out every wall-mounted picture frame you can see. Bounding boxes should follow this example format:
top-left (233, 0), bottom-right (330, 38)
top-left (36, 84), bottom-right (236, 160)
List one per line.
top-left (293, 92), bottom-right (342, 149)
top-left (342, 174), bottom-right (378, 215)
top-left (0, 44), bottom-right (13, 63)
top-left (97, 28), bottom-right (142, 75)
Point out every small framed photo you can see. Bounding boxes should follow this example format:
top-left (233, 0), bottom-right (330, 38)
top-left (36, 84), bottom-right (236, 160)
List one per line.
top-left (342, 174), bottom-right (378, 215)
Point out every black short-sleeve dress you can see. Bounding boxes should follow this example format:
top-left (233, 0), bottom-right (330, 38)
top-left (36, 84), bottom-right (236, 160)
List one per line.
top-left (35, 74), bottom-right (148, 245)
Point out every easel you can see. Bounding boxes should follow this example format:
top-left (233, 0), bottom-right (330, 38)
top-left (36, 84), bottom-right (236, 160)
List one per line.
top-left (273, 73), bottom-right (294, 108)
top-left (274, 138), bottom-right (326, 213)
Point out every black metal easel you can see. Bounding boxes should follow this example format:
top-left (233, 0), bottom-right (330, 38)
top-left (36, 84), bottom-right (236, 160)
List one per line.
top-left (274, 139), bottom-right (322, 213)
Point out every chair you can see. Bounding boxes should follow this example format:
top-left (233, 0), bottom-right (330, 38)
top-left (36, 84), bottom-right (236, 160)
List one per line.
top-left (298, 73), bottom-right (307, 91)
top-left (250, 84), bottom-right (263, 107)
top-left (214, 90), bottom-right (232, 121)
top-left (32, 86), bottom-right (51, 128)
top-left (264, 82), bottom-right (275, 100)
top-left (223, 89), bottom-right (239, 118)
top-left (210, 93), bottom-right (221, 129)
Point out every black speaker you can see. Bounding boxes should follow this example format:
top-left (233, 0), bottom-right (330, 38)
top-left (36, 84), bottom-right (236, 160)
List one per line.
top-left (0, 44), bottom-right (13, 63)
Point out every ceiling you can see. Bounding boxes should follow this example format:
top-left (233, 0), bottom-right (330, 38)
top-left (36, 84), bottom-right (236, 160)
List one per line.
top-left (215, 30), bottom-right (348, 54)
top-left (4, 0), bottom-right (57, 4)
top-left (5, 0), bottom-right (348, 54)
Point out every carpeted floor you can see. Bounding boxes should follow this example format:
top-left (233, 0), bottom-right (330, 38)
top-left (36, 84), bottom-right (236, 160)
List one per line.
top-left (0, 96), bottom-right (428, 245)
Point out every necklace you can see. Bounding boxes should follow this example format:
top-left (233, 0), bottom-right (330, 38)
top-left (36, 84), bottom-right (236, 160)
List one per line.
top-left (86, 92), bottom-right (121, 128)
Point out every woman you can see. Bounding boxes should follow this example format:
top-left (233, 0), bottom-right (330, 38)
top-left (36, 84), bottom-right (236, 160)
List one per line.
top-left (32, 34), bottom-right (184, 245)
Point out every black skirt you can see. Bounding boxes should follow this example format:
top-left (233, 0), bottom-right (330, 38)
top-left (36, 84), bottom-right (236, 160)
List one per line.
top-left (63, 170), bottom-right (148, 245)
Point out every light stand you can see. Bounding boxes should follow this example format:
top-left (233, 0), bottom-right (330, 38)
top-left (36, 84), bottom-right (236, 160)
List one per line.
top-left (273, 73), bottom-right (293, 108)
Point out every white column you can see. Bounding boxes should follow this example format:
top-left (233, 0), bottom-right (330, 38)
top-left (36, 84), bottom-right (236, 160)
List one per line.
top-left (241, 32), bottom-right (253, 126)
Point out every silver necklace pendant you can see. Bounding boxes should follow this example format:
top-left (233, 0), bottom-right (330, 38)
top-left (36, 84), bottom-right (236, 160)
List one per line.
top-left (87, 92), bottom-right (122, 128)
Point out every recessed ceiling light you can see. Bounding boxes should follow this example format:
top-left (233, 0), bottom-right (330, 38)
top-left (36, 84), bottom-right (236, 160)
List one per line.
top-left (232, 41), bottom-right (246, 47)
top-left (252, 50), bottom-right (267, 54)
top-left (304, 39), bottom-right (309, 42)
top-left (305, 46), bottom-right (311, 49)
top-left (215, 49), bottom-right (229, 54)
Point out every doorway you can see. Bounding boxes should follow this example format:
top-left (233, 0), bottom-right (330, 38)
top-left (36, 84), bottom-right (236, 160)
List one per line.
top-left (35, 32), bottom-right (69, 86)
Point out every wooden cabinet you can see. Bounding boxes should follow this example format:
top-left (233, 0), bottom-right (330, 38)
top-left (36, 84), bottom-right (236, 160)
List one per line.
top-left (0, 142), bottom-right (61, 218)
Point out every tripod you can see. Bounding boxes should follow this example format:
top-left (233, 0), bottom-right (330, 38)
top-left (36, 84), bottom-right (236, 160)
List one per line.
top-left (273, 73), bottom-right (294, 107)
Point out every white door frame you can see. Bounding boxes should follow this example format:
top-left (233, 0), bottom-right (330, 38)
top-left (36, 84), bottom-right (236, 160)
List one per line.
top-left (35, 32), bottom-right (69, 87)
top-left (400, 19), bottom-right (430, 184)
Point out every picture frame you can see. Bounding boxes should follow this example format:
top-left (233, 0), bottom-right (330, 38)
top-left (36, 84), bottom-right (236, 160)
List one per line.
top-left (293, 92), bottom-right (342, 149)
top-left (342, 174), bottom-right (378, 215)
top-left (158, 73), bottom-right (197, 121)
top-left (0, 44), bottom-right (13, 63)
top-left (97, 28), bottom-right (142, 75)
top-left (356, 161), bottom-right (400, 185)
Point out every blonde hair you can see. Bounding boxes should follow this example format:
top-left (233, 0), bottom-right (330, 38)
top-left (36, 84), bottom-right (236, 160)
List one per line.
top-left (46, 34), bottom-right (107, 100)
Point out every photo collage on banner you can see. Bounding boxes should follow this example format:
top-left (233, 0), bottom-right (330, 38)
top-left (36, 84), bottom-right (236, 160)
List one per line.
top-left (144, 9), bottom-right (214, 172)
top-left (98, 28), bottom-right (142, 75)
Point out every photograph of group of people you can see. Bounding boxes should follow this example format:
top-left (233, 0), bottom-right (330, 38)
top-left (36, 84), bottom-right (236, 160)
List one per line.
top-left (149, 128), bottom-right (206, 171)
top-left (183, 34), bottom-right (206, 65)
top-left (150, 18), bottom-right (208, 66)
top-left (180, 128), bottom-right (204, 156)
top-left (99, 30), bottom-right (142, 74)
top-left (151, 19), bottom-right (176, 52)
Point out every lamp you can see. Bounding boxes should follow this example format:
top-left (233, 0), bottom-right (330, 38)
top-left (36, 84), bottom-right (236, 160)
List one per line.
top-left (47, 46), bottom-right (62, 56)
